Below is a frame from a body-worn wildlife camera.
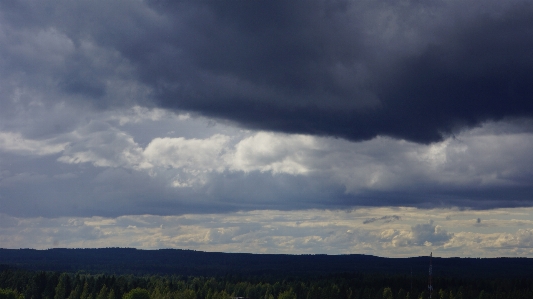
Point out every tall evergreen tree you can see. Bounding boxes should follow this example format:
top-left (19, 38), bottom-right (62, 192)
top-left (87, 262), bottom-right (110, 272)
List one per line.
top-left (96, 285), bottom-right (108, 299)
top-left (55, 274), bottom-right (71, 299)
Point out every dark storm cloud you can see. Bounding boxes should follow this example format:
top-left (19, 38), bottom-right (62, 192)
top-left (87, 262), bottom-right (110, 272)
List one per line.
top-left (2, 0), bottom-right (533, 143)
top-left (3, 0), bottom-right (533, 218)
top-left (135, 0), bottom-right (533, 143)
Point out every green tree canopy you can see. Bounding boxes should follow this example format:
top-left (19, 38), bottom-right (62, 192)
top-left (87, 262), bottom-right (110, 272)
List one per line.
top-left (123, 288), bottom-right (150, 299)
top-left (0, 289), bottom-right (17, 299)
top-left (278, 289), bottom-right (296, 299)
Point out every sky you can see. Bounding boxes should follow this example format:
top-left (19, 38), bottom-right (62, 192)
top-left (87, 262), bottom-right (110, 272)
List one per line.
top-left (1, 0), bottom-right (533, 257)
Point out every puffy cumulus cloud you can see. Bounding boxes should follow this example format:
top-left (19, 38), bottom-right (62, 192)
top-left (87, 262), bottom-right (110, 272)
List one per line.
top-left (423, 130), bottom-right (533, 187)
top-left (58, 126), bottom-right (232, 188)
top-left (147, 121), bottom-right (533, 195)
top-left (1, 208), bottom-right (532, 257)
top-left (205, 226), bottom-right (245, 244)
top-left (58, 123), bottom-right (148, 169)
top-left (2, 113), bottom-right (533, 217)
top-left (144, 134), bottom-right (229, 172)
top-left (487, 229), bottom-right (533, 249)
top-left (409, 221), bottom-right (453, 246)
top-left (380, 220), bottom-right (453, 248)
top-left (516, 229), bottom-right (533, 248)
top-left (1, 0), bottom-right (533, 219)
top-left (0, 210), bottom-right (377, 253)
top-left (229, 132), bottom-right (320, 175)
top-left (12, 117), bottom-right (533, 194)
top-left (444, 229), bottom-right (533, 257)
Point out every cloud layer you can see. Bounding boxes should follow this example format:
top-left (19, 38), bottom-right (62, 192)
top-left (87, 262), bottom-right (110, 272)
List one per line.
top-left (2, 0), bottom-right (533, 143)
top-left (2, 208), bottom-right (533, 257)
top-left (1, 0), bottom-right (533, 255)
top-left (1, 109), bottom-right (533, 218)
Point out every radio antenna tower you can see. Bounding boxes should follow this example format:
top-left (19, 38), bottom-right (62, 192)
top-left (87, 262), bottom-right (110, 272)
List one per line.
top-left (428, 252), bottom-right (433, 299)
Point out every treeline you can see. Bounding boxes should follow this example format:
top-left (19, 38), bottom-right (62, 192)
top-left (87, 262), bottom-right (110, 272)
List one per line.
top-left (1, 267), bottom-right (532, 299)
top-left (3, 249), bottom-right (532, 279)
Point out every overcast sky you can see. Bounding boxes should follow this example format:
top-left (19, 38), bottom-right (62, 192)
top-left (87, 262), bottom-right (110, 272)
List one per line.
top-left (1, 0), bottom-right (533, 257)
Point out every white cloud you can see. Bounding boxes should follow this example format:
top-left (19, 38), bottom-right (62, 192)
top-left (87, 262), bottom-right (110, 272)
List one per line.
top-left (1, 208), bottom-right (532, 257)
top-left (0, 131), bottom-right (67, 155)
top-left (4, 106), bottom-right (533, 197)
top-left (111, 106), bottom-right (188, 126)
top-left (144, 134), bottom-right (229, 172)
top-left (487, 229), bottom-right (533, 249)
top-left (142, 134), bottom-right (230, 187)
top-left (229, 132), bottom-right (319, 175)
top-left (408, 220), bottom-right (453, 246)
top-left (58, 125), bottom-right (148, 169)
top-left (516, 229), bottom-right (533, 248)
top-left (0, 108), bottom-right (532, 223)
top-left (0, 0), bottom-right (532, 258)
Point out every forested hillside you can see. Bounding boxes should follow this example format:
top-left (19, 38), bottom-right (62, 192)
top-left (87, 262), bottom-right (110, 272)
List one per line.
top-left (1, 267), bottom-right (532, 299)
top-left (1, 248), bottom-right (532, 299)
top-left (1, 248), bottom-right (531, 278)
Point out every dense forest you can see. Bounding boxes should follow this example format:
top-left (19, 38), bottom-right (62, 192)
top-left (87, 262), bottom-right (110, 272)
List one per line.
top-left (1, 249), bottom-right (532, 299)
top-left (1, 249), bottom-right (532, 278)
top-left (1, 266), bottom-right (532, 299)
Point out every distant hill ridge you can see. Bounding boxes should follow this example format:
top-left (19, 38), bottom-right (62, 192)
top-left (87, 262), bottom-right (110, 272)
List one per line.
top-left (0, 248), bottom-right (531, 278)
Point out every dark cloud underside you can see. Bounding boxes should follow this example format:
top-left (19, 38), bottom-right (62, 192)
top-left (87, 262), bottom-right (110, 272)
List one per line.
top-left (147, 0), bottom-right (533, 143)
top-left (2, 0), bottom-right (533, 143)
